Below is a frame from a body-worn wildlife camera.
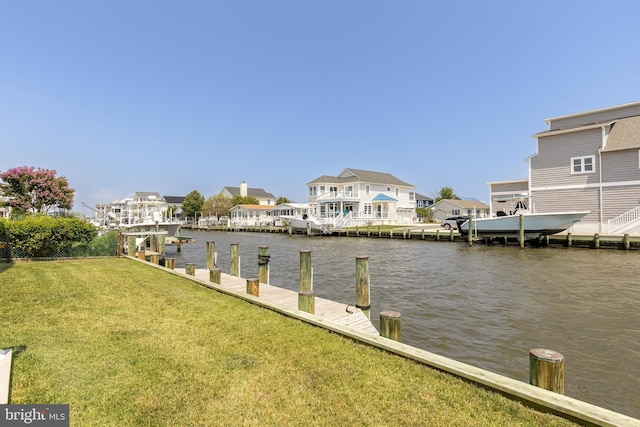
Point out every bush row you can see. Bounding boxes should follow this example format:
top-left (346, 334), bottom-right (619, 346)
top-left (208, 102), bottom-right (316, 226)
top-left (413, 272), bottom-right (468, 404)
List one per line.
top-left (0, 216), bottom-right (116, 258)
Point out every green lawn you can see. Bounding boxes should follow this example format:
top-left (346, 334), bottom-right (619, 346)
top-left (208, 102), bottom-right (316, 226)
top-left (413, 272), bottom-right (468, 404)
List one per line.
top-left (0, 259), bottom-right (576, 426)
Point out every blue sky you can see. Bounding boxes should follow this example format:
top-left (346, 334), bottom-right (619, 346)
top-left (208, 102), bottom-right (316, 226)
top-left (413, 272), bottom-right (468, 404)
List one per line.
top-left (2, 1), bottom-right (640, 215)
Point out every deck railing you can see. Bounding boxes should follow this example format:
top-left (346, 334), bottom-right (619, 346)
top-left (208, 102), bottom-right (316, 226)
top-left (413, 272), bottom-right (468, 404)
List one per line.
top-left (608, 205), bottom-right (640, 233)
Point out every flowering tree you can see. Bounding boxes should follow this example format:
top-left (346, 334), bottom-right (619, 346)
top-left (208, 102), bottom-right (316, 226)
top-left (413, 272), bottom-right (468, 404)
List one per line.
top-left (0, 166), bottom-right (75, 215)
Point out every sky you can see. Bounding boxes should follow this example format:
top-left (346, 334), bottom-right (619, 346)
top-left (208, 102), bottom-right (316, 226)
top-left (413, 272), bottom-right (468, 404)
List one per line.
top-left (2, 1), bottom-right (640, 216)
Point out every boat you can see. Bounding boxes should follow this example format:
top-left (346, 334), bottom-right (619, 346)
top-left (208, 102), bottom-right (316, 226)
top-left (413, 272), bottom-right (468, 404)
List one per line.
top-left (459, 197), bottom-right (589, 239)
top-left (280, 214), bottom-right (331, 235)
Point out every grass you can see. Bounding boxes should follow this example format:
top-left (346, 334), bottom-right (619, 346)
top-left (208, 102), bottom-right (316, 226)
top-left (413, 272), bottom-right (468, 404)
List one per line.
top-left (0, 258), bottom-right (577, 426)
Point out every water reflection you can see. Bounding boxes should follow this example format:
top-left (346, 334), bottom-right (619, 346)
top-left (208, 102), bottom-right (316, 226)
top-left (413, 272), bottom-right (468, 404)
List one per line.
top-left (168, 230), bottom-right (640, 418)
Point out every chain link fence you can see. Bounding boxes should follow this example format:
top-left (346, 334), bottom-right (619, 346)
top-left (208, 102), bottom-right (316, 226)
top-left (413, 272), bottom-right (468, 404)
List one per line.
top-left (0, 230), bottom-right (120, 260)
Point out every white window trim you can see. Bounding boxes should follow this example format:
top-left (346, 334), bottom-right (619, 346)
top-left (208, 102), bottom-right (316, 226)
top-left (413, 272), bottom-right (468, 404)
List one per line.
top-left (570, 155), bottom-right (596, 175)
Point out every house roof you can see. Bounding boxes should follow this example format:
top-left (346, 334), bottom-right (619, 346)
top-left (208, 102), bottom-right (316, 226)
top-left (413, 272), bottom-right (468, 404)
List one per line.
top-left (372, 193), bottom-right (397, 201)
top-left (415, 192), bottom-right (433, 201)
top-left (221, 187), bottom-right (275, 199)
top-left (231, 204), bottom-right (274, 210)
top-left (430, 199), bottom-right (490, 210)
top-left (307, 168), bottom-right (413, 187)
top-left (133, 191), bottom-right (162, 200)
top-left (163, 196), bottom-right (185, 204)
top-left (603, 116), bottom-right (640, 151)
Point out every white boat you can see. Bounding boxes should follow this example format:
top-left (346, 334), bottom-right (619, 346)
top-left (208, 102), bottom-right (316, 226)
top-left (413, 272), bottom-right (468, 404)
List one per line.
top-left (459, 197), bottom-right (588, 239)
top-left (280, 215), bottom-right (331, 235)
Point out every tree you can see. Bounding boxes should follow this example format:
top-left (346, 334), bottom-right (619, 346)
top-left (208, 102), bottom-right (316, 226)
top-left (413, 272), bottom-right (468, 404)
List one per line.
top-left (202, 194), bottom-right (233, 218)
top-left (182, 190), bottom-right (204, 220)
top-left (0, 166), bottom-right (74, 215)
top-left (276, 196), bottom-right (290, 205)
top-left (434, 186), bottom-right (458, 202)
top-left (231, 195), bottom-right (259, 206)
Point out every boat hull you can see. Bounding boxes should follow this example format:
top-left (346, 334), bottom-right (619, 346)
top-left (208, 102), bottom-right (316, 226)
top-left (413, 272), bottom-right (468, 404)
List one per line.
top-left (460, 212), bottom-right (589, 237)
top-left (282, 216), bottom-right (328, 235)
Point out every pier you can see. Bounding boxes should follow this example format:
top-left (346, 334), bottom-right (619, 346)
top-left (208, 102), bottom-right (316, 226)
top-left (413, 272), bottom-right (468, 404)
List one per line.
top-left (173, 266), bottom-right (379, 335)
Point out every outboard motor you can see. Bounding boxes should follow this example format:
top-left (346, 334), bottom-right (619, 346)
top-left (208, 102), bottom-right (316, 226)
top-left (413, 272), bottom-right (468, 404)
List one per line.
top-left (456, 217), bottom-right (469, 236)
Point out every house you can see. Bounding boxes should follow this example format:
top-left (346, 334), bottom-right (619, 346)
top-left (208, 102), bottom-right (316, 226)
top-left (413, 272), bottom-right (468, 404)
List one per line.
top-left (306, 168), bottom-right (417, 226)
top-left (220, 181), bottom-right (276, 206)
top-left (490, 101), bottom-right (640, 234)
top-left (162, 195), bottom-right (185, 219)
top-left (428, 199), bottom-right (490, 222)
top-left (229, 204), bottom-right (274, 226)
top-left (415, 193), bottom-right (434, 209)
top-left (0, 187), bottom-right (11, 218)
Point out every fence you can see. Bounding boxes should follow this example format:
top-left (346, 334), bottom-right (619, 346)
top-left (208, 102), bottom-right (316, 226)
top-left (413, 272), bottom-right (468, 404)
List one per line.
top-left (0, 231), bottom-right (120, 260)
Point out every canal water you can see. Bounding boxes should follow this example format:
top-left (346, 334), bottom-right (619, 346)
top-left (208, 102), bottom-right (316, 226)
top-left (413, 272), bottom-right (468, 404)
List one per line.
top-left (168, 230), bottom-right (640, 419)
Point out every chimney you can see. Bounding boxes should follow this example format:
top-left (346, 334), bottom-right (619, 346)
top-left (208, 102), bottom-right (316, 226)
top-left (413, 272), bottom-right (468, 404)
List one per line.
top-left (240, 181), bottom-right (248, 197)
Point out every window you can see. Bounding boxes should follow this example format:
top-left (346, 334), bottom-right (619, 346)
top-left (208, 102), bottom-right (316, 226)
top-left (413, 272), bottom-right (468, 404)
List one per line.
top-left (364, 203), bottom-right (372, 215)
top-left (571, 156), bottom-right (595, 174)
top-left (395, 188), bottom-right (399, 197)
top-left (452, 209), bottom-right (460, 215)
top-left (365, 185), bottom-right (370, 195)
top-left (309, 186), bottom-right (317, 196)
top-left (409, 192), bottom-right (415, 201)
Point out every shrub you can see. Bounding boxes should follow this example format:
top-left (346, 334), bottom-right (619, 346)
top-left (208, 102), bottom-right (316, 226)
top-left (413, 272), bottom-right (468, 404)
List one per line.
top-left (1, 216), bottom-right (99, 257)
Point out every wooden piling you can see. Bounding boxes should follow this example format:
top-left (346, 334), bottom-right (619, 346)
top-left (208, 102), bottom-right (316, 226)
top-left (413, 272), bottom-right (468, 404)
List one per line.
top-left (165, 258), bottom-right (174, 270)
top-left (300, 250), bottom-right (312, 291)
top-left (355, 256), bottom-right (371, 319)
top-left (246, 278), bottom-right (259, 297)
top-left (210, 268), bottom-right (221, 284)
top-left (185, 263), bottom-right (195, 276)
top-left (127, 235), bottom-right (136, 256)
top-left (230, 243), bottom-right (239, 276)
top-left (624, 233), bottom-right (630, 250)
top-left (566, 233), bottom-right (572, 248)
top-left (467, 218), bottom-right (473, 247)
top-left (298, 290), bottom-right (315, 314)
top-left (519, 214), bottom-right (525, 248)
top-left (137, 250), bottom-right (145, 260)
top-left (529, 348), bottom-right (564, 394)
top-left (206, 241), bottom-right (216, 270)
top-left (258, 246), bottom-right (270, 284)
top-left (380, 310), bottom-right (401, 341)
top-left (150, 254), bottom-right (159, 264)
top-left (593, 233), bottom-right (600, 249)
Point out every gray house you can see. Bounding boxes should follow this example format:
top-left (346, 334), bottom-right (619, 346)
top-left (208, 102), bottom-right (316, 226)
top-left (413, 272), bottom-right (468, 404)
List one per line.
top-left (490, 101), bottom-right (640, 234)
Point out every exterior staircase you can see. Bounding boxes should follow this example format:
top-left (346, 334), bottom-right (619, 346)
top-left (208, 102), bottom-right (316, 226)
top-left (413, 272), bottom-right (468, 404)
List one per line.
top-left (608, 206), bottom-right (640, 234)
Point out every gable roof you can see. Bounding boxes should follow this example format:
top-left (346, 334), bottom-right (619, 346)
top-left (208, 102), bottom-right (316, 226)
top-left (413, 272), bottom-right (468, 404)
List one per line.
top-left (603, 116), bottom-right (640, 151)
top-left (415, 193), bottom-right (433, 202)
top-left (230, 204), bottom-right (274, 211)
top-left (430, 199), bottom-right (490, 210)
top-left (163, 196), bottom-right (185, 204)
top-left (221, 187), bottom-right (275, 199)
top-left (372, 193), bottom-right (397, 201)
top-left (308, 168), bottom-right (413, 187)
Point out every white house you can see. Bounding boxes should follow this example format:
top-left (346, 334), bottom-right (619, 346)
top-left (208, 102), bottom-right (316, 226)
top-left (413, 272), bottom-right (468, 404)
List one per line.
top-left (230, 204), bottom-right (274, 226)
top-left (306, 168), bottom-right (417, 226)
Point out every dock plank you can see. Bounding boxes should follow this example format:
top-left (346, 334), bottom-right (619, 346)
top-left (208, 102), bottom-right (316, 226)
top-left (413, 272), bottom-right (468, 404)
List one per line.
top-left (178, 268), bottom-right (379, 335)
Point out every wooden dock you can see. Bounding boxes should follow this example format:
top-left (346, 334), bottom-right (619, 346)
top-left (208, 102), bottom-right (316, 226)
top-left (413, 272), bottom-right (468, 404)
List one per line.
top-left (175, 267), bottom-right (379, 335)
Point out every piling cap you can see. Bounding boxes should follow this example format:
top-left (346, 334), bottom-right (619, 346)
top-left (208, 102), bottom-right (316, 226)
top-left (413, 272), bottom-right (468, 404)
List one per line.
top-left (530, 348), bottom-right (564, 362)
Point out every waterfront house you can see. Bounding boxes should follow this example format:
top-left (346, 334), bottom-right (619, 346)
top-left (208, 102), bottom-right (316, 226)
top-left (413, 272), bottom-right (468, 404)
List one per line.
top-left (489, 101), bottom-right (640, 234)
top-left (162, 195), bottom-right (186, 220)
top-left (428, 199), bottom-right (490, 222)
top-left (415, 193), bottom-right (434, 209)
top-left (230, 204), bottom-right (274, 226)
top-left (306, 168), bottom-right (417, 227)
top-left (0, 188), bottom-right (11, 218)
top-left (220, 181), bottom-right (276, 206)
